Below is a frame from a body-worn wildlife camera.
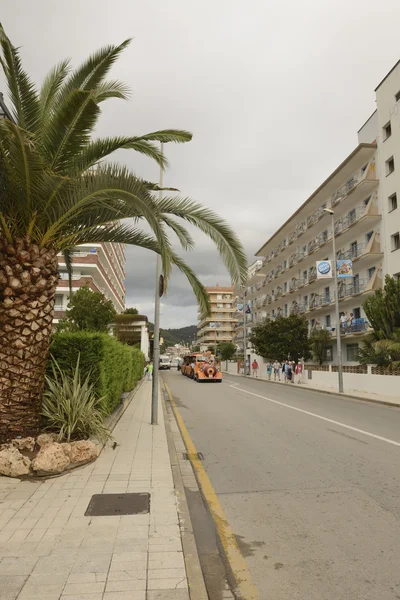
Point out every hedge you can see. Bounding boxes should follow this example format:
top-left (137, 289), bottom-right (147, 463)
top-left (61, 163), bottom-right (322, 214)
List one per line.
top-left (49, 332), bottom-right (145, 413)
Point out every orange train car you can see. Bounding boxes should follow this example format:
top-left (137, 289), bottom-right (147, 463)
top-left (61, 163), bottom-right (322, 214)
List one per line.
top-left (181, 352), bottom-right (222, 383)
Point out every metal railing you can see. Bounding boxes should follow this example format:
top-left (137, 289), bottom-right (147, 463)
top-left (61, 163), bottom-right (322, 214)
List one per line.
top-left (340, 242), bottom-right (368, 260)
top-left (330, 167), bottom-right (376, 207)
top-left (338, 278), bottom-right (368, 298)
top-left (334, 205), bottom-right (368, 235)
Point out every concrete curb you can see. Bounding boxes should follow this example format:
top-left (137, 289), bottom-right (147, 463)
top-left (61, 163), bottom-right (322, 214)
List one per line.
top-left (161, 386), bottom-right (209, 600)
top-left (223, 371), bottom-right (400, 408)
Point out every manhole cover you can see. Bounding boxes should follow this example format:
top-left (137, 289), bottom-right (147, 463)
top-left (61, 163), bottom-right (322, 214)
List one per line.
top-left (85, 493), bottom-right (150, 517)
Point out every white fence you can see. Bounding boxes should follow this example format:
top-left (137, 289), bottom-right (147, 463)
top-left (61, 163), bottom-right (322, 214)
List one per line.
top-left (222, 361), bottom-right (400, 401)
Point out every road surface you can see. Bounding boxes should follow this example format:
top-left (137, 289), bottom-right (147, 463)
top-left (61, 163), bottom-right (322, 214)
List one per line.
top-left (164, 370), bottom-right (400, 600)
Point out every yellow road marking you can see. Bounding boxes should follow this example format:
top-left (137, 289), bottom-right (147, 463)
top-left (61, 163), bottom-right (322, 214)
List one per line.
top-left (164, 382), bottom-right (259, 600)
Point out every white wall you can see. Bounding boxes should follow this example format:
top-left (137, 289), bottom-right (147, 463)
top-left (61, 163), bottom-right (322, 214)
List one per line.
top-left (376, 63), bottom-right (400, 278)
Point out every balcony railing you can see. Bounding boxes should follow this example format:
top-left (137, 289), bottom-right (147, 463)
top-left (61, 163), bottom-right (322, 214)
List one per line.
top-left (331, 167), bottom-right (377, 207)
top-left (334, 204), bottom-right (372, 235)
top-left (289, 279), bottom-right (297, 292)
top-left (308, 270), bottom-right (317, 283)
top-left (297, 277), bottom-right (307, 288)
top-left (339, 242), bottom-right (368, 261)
top-left (338, 278), bottom-right (368, 299)
top-left (290, 303), bottom-right (307, 315)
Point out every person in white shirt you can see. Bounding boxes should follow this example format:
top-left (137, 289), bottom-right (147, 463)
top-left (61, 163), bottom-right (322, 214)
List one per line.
top-left (272, 360), bottom-right (281, 381)
top-left (340, 313), bottom-right (348, 329)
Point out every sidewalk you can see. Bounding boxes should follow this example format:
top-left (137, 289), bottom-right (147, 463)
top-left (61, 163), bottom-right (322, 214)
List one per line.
top-left (0, 381), bottom-right (190, 600)
top-left (224, 371), bottom-right (400, 407)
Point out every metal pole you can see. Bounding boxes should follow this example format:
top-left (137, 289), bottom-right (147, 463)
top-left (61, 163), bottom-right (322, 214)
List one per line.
top-left (151, 143), bottom-right (164, 424)
top-left (243, 290), bottom-right (247, 375)
top-left (331, 213), bottom-right (344, 393)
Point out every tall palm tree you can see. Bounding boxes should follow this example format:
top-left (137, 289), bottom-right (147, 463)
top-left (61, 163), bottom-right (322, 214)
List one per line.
top-left (0, 26), bottom-right (247, 442)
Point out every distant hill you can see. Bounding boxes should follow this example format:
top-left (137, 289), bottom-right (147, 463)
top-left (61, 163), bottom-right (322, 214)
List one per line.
top-left (148, 323), bottom-right (197, 347)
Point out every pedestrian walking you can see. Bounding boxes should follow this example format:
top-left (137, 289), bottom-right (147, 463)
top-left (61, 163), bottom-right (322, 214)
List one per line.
top-left (295, 361), bottom-right (303, 383)
top-left (144, 364), bottom-right (148, 378)
top-left (147, 362), bottom-right (153, 381)
top-left (245, 359), bottom-right (250, 376)
top-left (266, 361), bottom-right (273, 380)
top-left (282, 360), bottom-right (289, 383)
top-left (252, 359), bottom-right (259, 378)
top-left (272, 360), bottom-right (281, 381)
top-left (288, 361), bottom-right (294, 383)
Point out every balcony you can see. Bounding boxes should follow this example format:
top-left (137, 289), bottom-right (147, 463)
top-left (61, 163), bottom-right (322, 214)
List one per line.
top-left (290, 303), bottom-right (307, 315)
top-left (297, 249), bottom-right (307, 262)
top-left (338, 278), bottom-right (368, 299)
top-left (297, 221), bottom-right (307, 237)
top-left (334, 202), bottom-right (380, 237)
top-left (289, 230), bottom-right (297, 244)
top-left (308, 269), bottom-right (317, 283)
top-left (289, 279), bottom-right (298, 292)
top-left (331, 165), bottom-right (378, 208)
top-left (297, 277), bottom-right (307, 288)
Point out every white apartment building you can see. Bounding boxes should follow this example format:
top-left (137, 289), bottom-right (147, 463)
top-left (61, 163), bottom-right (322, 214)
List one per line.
top-left (54, 242), bottom-right (126, 322)
top-left (241, 60), bottom-right (400, 366)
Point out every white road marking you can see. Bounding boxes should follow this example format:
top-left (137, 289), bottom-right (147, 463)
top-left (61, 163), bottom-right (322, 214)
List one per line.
top-left (229, 385), bottom-right (400, 448)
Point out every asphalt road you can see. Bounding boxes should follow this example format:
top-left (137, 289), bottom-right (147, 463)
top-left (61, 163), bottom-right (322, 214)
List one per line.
top-left (163, 370), bottom-right (400, 600)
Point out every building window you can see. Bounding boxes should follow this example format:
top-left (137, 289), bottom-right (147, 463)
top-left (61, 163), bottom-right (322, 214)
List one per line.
top-left (383, 121), bottom-right (392, 140)
top-left (389, 193), bottom-right (398, 212)
top-left (284, 282), bottom-right (287, 293)
top-left (311, 319), bottom-right (315, 329)
top-left (354, 307), bottom-right (361, 319)
top-left (217, 295), bottom-right (222, 300)
top-left (368, 266), bottom-right (376, 280)
top-left (348, 208), bottom-right (356, 224)
top-left (395, 90), bottom-right (400, 102)
top-left (325, 286), bottom-right (330, 301)
top-left (321, 230), bottom-right (328, 243)
top-left (303, 270), bottom-right (307, 281)
top-left (365, 231), bottom-right (373, 243)
top-left (55, 294), bottom-right (64, 310)
top-left (304, 295), bottom-right (308, 307)
top-left (325, 314), bottom-right (331, 327)
top-left (391, 232), bottom-right (400, 251)
top-left (283, 260), bottom-right (287, 270)
top-left (346, 343), bottom-right (359, 362)
top-left (386, 156), bottom-right (395, 176)
top-left (350, 241), bottom-right (358, 257)
top-left (353, 274), bottom-right (360, 293)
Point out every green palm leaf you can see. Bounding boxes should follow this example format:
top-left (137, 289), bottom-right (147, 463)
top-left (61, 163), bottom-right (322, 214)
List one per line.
top-left (0, 23), bottom-right (40, 132)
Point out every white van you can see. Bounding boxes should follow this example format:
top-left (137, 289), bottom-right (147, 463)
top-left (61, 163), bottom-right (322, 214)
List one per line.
top-left (159, 355), bottom-right (171, 370)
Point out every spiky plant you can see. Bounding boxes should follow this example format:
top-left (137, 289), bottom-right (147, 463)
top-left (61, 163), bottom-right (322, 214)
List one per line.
top-left (0, 26), bottom-right (247, 441)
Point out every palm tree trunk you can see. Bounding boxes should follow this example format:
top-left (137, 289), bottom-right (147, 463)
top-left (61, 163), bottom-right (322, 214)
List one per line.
top-left (0, 237), bottom-right (59, 443)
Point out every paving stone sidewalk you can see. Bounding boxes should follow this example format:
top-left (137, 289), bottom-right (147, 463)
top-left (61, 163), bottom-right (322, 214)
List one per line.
top-left (0, 381), bottom-right (189, 600)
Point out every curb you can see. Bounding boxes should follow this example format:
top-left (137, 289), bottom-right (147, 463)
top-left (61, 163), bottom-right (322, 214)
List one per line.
top-left (161, 386), bottom-right (209, 600)
top-left (223, 371), bottom-right (400, 408)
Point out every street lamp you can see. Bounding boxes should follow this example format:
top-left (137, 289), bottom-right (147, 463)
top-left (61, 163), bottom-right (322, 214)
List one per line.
top-left (151, 143), bottom-right (164, 425)
top-left (323, 208), bottom-right (344, 393)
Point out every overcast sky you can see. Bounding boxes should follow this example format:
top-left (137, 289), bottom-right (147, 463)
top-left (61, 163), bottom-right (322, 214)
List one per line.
top-left (2, 1), bottom-right (400, 327)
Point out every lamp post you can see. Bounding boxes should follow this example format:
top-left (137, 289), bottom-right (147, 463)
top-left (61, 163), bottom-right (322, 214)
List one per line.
top-left (0, 92), bottom-right (14, 122)
top-left (324, 208), bottom-right (344, 393)
top-left (151, 143), bottom-right (164, 425)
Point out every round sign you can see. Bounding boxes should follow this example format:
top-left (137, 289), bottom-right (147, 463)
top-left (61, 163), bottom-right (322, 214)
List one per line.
top-left (159, 275), bottom-right (164, 297)
top-left (317, 261), bottom-right (331, 276)
top-left (237, 303), bottom-right (244, 312)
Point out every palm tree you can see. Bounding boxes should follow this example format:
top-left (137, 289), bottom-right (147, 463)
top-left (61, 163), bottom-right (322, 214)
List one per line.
top-left (0, 26), bottom-right (247, 442)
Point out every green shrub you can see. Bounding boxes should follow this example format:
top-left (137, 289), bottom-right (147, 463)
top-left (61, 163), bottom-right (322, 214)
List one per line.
top-left (42, 357), bottom-right (110, 443)
top-left (49, 332), bottom-right (145, 413)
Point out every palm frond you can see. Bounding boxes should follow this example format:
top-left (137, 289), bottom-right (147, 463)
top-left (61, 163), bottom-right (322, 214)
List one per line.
top-left (156, 196), bottom-right (248, 284)
top-left (44, 89), bottom-right (100, 173)
top-left (40, 59), bottom-right (71, 122)
top-left (93, 80), bottom-right (130, 103)
top-left (54, 39), bottom-right (131, 107)
top-left (137, 129), bottom-right (193, 144)
top-left (0, 24), bottom-right (40, 132)
top-left (74, 136), bottom-right (168, 172)
top-left (170, 252), bottom-right (211, 316)
top-left (161, 215), bottom-right (195, 250)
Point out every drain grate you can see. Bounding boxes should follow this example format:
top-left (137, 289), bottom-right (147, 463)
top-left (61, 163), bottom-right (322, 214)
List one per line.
top-left (183, 452), bottom-right (204, 461)
top-left (85, 493), bottom-right (150, 517)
